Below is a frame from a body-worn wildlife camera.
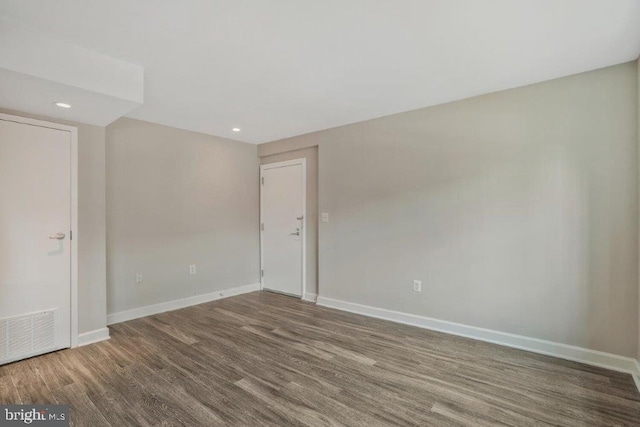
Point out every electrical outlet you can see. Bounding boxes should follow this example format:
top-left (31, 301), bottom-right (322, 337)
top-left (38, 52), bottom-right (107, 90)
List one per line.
top-left (136, 272), bottom-right (143, 284)
top-left (189, 264), bottom-right (196, 275)
top-left (321, 212), bottom-right (329, 223)
top-left (413, 280), bottom-right (422, 293)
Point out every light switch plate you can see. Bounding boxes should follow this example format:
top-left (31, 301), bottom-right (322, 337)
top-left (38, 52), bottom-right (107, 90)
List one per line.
top-left (321, 212), bottom-right (329, 223)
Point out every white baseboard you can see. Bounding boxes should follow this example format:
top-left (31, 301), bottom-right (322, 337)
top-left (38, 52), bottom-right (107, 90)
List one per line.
top-left (107, 283), bottom-right (261, 325)
top-left (77, 327), bottom-right (110, 347)
top-left (303, 292), bottom-right (317, 303)
top-left (316, 296), bottom-right (640, 388)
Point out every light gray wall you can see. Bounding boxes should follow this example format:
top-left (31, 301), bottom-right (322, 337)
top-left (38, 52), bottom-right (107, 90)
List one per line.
top-left (260, 147), bottom-right (319, 296)
top-left (259, 62), bottom-right (639, 357)
top-left (0, 107), bottom-right (107, 335)
top-left (106, 118), bottom-right (259, 315)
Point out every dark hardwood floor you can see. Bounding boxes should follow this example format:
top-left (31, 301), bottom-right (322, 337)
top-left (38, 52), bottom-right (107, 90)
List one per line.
top-left (1, 291), bottom-right (639, 426)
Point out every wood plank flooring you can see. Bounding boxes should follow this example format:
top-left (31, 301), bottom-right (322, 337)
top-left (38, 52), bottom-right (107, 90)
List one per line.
top-left (1, 291), bottom-right (639, 426)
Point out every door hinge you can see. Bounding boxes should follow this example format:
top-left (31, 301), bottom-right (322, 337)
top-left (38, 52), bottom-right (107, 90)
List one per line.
top-left (261, 269), bottom-right (264, 277)
top-left (70, 230), bottom-right (72, 240)
top-left (261, 223), bottom-right (264, 231)
top-left (261, 176), bottom-right (264, 185)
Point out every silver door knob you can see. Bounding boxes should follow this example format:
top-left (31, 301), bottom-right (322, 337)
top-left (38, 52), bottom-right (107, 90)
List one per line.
top-left (49, 232), bottom-right (65, 240)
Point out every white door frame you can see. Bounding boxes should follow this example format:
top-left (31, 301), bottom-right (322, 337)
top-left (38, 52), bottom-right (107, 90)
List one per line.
top-left (260, 158), bottom-right (306, 300)
top-left (0, 113), bottom-right (79, 348)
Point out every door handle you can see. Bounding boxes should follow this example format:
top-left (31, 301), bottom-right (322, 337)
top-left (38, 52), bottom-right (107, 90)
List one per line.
top-left (49, 232), bottom-right (65, 240)
top-left (290, 228), bottom-right (300, 236)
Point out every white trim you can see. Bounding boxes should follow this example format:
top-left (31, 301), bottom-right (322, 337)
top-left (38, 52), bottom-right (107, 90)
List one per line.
top-left (259, 158), bottom-right (307, 300)
top-left (0, 113), bottom-right (79, 349)
top-left (303, 293), bottom-right (317, 303)
top-left (77, 327), bottom-right (110, 347)
top-left (261, 158), bottom-right (308, 169)
top-left (317, 296), bottom-right (640, 381)
top-left (107, 283), bottom-right (261, 325)
top-left (634, 360), bottom-right (640, 393)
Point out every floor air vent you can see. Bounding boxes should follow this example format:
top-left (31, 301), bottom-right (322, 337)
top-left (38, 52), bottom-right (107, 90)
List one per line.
top-left (0, 319), bottom-right (5, 360)
top-left (1, 310), bottom-right (55, 364)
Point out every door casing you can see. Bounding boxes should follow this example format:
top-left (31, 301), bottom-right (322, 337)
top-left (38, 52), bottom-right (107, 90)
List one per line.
top-left (259, 158), bottom-right (306, 300)
top-left (0, 113), bottom-right (79, 348)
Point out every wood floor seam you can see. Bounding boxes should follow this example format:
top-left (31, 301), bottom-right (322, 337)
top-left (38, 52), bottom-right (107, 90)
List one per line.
top-left (0, 290), bottom-right (638, 426)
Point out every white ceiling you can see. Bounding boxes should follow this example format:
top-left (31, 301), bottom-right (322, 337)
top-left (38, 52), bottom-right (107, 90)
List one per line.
top-left (1, 0), bottom-right (639, 144)
top-left (0, 21), bottom-right (143, 125)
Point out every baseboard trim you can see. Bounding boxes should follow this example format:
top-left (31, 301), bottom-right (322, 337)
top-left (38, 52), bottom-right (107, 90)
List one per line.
top-left (107, 283), bottom-right (261, 325)
top-left (303, 293), bottom-right (317, 303)
top-left (316, 296), bottom-right (640, 384)
top-left (77, 327), bottom-right (110, 347)
top-left (634, 360), bottom-right (640, 392)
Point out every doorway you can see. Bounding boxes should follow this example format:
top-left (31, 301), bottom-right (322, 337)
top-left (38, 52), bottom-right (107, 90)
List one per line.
top-left (260, 159), bottom-right (306, 298)
top-left (0, 113), bottom-right (78, 365)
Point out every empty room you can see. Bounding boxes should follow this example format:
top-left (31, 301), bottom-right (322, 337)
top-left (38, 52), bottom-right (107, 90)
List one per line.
top-left (1, 0), bottom-right (640, 425)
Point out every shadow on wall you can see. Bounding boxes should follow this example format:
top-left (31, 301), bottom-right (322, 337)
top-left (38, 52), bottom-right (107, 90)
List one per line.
top-left (320, 85), bottom-right (638, 357)
top-left (106, 118), bottom-right (260, 315)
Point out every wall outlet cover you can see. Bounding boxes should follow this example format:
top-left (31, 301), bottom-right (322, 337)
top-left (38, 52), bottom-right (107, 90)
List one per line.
top-left (413, 280), bottom-right (422, 292)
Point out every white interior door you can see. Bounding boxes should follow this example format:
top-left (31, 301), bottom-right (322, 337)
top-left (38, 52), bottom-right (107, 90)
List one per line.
top-left (261, 160), bottom-right (305, 298)
top-left (0, 118), bottom-right (72, 365)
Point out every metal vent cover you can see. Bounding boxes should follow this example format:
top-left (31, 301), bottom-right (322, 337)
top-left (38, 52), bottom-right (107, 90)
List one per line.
top-left (0, 319), bottom-right (5, 360)
top-left (1, 310), bottom-right (55, 364)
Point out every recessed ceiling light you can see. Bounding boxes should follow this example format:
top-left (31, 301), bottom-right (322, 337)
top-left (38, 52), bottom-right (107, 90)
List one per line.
top-left (55, 102), bottom-right (71, 109)
top-left (232, 128), bottom-right (241, 132)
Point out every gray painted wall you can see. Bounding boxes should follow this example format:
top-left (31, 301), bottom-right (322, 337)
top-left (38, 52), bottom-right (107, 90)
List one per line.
top-left (0, 107), bottom-right (107, 335)
top-left (260, 147), bottom-right (319, 296)
top-left (106, 118), bottom-right (260, 315)
top-left (259, 62), bottom-right (639, 357)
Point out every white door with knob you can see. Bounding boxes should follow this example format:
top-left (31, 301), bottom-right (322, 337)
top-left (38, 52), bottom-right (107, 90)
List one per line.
top-left (260, 159), bottom-right (305, 298)
top-left (0, 116), bottom-right (74, 365)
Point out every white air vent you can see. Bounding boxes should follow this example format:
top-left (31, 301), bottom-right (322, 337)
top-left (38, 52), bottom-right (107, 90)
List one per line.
top-left (0, 319), bottom-right (6, 360)
top-left (1, 310), bottom-right (55, 364)
top-left (8, 316), bottom-right (32, 356)
top-left (33, 312), bottom-right (55, 350)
